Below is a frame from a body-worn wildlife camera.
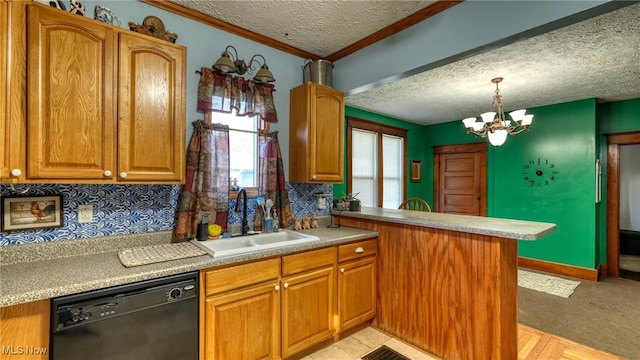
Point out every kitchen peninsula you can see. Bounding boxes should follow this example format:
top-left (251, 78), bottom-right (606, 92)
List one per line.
top-left (333, 206), bottom-right (556, 360)
top-left (1, 208), bottom-right (554, 360)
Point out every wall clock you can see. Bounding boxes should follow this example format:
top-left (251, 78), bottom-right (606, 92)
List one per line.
top-left (523, 157), bottom-right (558, 186)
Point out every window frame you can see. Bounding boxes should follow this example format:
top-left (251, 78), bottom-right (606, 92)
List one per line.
top-left (347, 117), bottom-right (407, 208)
top-left (204, 112), bottom-right (268, 198)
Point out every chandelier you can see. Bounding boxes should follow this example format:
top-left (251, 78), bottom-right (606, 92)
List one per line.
top-left (461, 77), bottom-right (533, 146)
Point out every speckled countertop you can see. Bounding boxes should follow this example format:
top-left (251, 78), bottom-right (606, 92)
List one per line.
top-left (333, 206), bottom-right (557, 240)
top-left (0, 208), bottom-right (556, 307)
top-left (0, 226), bottom-right (377, 307)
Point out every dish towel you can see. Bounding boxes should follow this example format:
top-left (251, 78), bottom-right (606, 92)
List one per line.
top-left (118, 242), bottom-right (207, 267)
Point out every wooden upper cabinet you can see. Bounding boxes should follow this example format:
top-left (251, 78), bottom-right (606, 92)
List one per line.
top-left (289, 82), bottom-right (344, 183)
top-left (1, 1), bottom-right (8, 179)
top-left (118, 33), bottom-right (185, 183)
top-left (23, 3), bottom-right (185, 183)
top-left (27, 4), bottom-right (117, 180)
top-left (1, 1), bottom-right (27, 182)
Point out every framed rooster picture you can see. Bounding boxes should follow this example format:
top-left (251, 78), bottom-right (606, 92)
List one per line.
top-left (2, 194), bottom-right (63, 231)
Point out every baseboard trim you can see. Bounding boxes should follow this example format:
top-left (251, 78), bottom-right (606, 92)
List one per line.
top-left (518, 257), bottom-right (599, 281)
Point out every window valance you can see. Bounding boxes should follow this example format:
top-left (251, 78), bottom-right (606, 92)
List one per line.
top-left (197, 67), bottom-right (278, 122)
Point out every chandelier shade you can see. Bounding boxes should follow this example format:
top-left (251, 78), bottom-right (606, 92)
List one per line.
top-left (462, 77), bottom-right (533, 146)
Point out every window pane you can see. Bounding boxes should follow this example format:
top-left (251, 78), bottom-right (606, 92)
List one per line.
top-left (382, 135), bottom-right (403, 209)
top-left (228, 130), bottom-right (256, 188)
top-left (352, 129), bottom-right (377, 207)
top-left (211, 112), bottom-right (258, 188)
top-left (215, 112), bottom-right (256, 132)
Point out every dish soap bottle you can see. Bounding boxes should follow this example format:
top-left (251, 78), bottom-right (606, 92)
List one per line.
top-left (272, 210), bottom-right (279, 232)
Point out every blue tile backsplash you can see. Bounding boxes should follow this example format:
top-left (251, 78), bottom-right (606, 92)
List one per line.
top-left (0, 183), bottom-right (332, 246)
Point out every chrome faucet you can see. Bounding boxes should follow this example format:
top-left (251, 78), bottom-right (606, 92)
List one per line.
top-left (235, 188), bottom-right (250, 235)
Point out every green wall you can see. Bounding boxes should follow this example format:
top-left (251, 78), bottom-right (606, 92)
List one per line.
top-left (597, 98), bottom-right (640, 264)
top-left (340, 98), bottom-right (639, 270)
top-left (425, 99), bottom-right (598, 268)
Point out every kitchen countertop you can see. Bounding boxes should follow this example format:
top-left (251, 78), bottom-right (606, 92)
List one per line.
top-left (0, 226), bottom-right (378, 307)
top-left (334, 206), bottom-right (557, 240)
top-left (1, 208), bottom-right (556, 308)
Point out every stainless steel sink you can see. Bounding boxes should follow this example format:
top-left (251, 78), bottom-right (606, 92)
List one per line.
top-left (191, 230), bottom-right (320, 258)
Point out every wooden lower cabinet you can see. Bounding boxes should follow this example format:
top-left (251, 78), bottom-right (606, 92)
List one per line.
top-left (0, 299), bottom-right (50, 360)
top-left (201, 241), bottom-right (377, 359)
top-left (201, 258), bottom-right (281, 360)
top-left (203, 281), bottom-right (280, 360)
top-left (281, 266), bottom-right (334, 358)
top-left (338, 255), bottom-right (376, 332)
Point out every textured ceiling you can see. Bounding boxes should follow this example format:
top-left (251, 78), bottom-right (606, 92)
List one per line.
top-left (172, 1), bottom-right (640, 125)
top-left (171, 0), bottom-right (436, 58)
top-left (346, 2), bottom-right (640, 124)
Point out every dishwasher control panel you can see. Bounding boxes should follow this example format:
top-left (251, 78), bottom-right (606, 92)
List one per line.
top-left (52, 273), bottom-right (198, 331)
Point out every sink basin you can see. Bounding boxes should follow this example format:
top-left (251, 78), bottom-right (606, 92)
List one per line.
top-left (191, 230), bottom-right (320, 258)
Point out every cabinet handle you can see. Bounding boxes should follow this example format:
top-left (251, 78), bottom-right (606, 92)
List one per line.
top-left (103, 170), bottom-right (112, 177)
top-left (274, 285), bottom-right (280, 292)
top-left (283, 282), bottom-right (289, 289)
top-left (10, 169), bottom-right (21, 177)
top-left (340, 268), bottom-right (345, 273)
top-left (355, 247), bottom-right (364, 254)
top-left (311, 175), bottom-right (316, 180)
top-left (119, 172), bottom-right (128, 179)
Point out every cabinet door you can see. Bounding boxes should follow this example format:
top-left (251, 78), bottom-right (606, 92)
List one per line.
top-left (281, 266), bottom-right (334, 358)
top-left (2, 1), bottom-right (27, 182)
top-left (338, 255), bottom-right (376, 332)
top-left (203, 281), bottom-right (280, 360)
top-left (0, 299), bottom-right (50, 360)
top-left (1, 2), bottom-right (7, 179)
top-left (311, 85), bottom-right (344, 182)
top-left (118, 33), bottom-right (185, 183)
top-left (27, 4), bottom-right (117, 180)
top-left (289, 82), bottom-right (344, 183)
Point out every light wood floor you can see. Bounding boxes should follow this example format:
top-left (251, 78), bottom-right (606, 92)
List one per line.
top-left (518, 324), bottom-right (624, 360)
top-left (306, 325), bottom-right (625, 360)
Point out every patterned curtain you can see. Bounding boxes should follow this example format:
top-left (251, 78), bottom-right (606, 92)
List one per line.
top-left (259, 131), bottom-right (293, 229)
top-left (173, 121), bottom-right (230, 242)
top-left (197, 67), bottom-right (277, 122)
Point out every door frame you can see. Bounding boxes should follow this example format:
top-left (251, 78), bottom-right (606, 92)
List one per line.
top-left (433, 142), bottom-right (487, 215)
top-left (606, 131), bottom-right (640, 277)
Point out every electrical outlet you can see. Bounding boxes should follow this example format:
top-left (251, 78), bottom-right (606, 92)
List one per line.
top-left (78, 204), bottom-right (93, 223)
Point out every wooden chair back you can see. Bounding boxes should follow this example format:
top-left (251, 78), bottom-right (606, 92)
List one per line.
top-left (398, 198), bottom-right (431, 212)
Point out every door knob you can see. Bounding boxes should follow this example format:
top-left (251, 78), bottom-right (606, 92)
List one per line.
top-left (119, 172), bottom-right (128, 179)
top-left (103, 170), bottom-right (112, 177)
top-left (10, 169), bottom-right (21, 177)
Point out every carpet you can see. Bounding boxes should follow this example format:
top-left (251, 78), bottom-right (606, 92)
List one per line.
top-left (517, 269), bottom-right (580, 298)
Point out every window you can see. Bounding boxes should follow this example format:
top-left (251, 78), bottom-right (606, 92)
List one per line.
top-left (348, 117), bottom-right (407, 209)
top-left (210, 111), bottom-right (264, 194)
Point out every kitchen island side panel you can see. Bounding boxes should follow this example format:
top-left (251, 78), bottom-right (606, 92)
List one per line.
top-left (335, 217), bottom-right (517, 360)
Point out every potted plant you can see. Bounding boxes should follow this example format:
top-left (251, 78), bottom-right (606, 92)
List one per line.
top-left (342, 192), bottom-right (361, 211)
top-left (333, 197), bottom-right (349, 211)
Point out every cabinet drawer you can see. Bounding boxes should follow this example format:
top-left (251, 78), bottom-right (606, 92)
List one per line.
top-left (338, 239), bottom-right (377, 263)
top-left (282, 247), bottom-right (335, 276)
top-left (203, 258), bottom-right (281, 296)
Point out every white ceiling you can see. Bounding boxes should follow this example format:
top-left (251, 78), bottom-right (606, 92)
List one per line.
top-left (171, 1), bottom-right (640, 125)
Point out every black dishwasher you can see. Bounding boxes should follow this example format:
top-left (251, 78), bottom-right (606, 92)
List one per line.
top-left (51, 272), bottom-right (198, 360)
